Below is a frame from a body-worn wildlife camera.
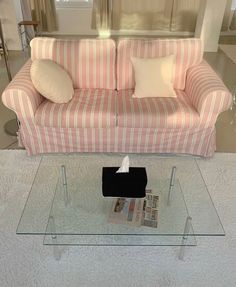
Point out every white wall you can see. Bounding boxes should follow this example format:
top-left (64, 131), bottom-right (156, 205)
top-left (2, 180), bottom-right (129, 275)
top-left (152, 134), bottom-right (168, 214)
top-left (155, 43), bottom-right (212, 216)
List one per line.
top-left (195, 0), bottom-right (227, 52)
top-left (0, 0), bottom-right (21, 50)
top-left (55, 8), bottom-right (96, 35)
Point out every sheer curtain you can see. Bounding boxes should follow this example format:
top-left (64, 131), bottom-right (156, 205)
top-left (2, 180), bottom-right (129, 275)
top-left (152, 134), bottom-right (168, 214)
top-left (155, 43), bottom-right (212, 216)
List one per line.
top-left (91, 0), bottom-right (111, 31)
top-left (20, 0), bottom-right (35, 40)
top-left (171, 0), bottom-right (200, 32)
top-left (222, 0), bottom-right (236, 31)
top-left (30, 0), bottom-right (58, 32)
top-left (21, 0), bottom-right (58, 33)
top-left (92, 0), bottom-right (201, 32)
top-left (230, 8), bottom-right (236, 30)
top-left (111, 0), bottom-right (173, 31)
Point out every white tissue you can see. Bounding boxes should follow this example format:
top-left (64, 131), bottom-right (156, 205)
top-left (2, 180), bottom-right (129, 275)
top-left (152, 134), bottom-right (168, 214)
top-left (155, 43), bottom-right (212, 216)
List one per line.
top-left (116, 156), bottom-right (129, 173)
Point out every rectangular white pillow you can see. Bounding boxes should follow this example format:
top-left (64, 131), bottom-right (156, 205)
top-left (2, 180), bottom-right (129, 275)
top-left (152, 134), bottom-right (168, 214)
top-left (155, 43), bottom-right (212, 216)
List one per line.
top-left (131, 55), bottom-right (177, 98)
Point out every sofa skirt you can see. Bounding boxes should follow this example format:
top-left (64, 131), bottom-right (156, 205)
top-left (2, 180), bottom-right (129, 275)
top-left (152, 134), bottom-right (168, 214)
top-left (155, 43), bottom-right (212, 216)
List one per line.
top-left (18, 122), bottom-right (216, 157)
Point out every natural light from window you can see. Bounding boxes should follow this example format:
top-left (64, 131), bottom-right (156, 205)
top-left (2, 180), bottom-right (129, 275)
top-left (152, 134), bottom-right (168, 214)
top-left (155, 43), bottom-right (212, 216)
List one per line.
top-left (232, 0), bottom-right (236, 9)
top-left (55, 0), bottom-right (93, 8)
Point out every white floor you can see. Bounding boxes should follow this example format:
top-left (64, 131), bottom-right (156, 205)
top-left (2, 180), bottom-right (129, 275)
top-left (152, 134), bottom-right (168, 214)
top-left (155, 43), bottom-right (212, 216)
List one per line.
top-left (219, 44), bottom-right (236, 64)
top-left (204, 49), bottom-right (236, 153)
top-left (0, 150), bottom-right (236, 287)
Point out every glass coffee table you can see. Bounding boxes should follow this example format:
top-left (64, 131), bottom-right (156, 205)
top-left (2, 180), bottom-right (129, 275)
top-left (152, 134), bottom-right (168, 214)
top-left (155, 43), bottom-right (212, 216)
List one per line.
top-left (17, 154), bottom-right (225, 260)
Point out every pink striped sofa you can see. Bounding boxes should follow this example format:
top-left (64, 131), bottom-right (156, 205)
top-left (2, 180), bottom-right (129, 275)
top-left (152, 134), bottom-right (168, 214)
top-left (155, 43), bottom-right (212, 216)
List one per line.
top-left (2, 37), bottom-right (232, 157)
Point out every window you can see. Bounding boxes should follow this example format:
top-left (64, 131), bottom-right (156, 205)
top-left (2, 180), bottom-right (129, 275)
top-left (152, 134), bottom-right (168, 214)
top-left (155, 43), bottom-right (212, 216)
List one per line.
top-left (232, 0), bottom-right (236, 9)
top-left (55, 0), bottom-right (93, 8)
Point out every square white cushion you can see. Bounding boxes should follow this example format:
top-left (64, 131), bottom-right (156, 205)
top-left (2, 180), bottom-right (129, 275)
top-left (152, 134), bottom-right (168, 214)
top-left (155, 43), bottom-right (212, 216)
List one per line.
top-left (131, 55), bottom-right (176, 98)
top-left (30, 59), bottom-right (74, 104)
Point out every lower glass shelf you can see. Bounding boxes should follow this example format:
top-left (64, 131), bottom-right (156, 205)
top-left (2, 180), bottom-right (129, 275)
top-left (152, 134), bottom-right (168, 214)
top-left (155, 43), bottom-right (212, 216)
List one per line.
top-left (43, 234), bottom-right (197, 246)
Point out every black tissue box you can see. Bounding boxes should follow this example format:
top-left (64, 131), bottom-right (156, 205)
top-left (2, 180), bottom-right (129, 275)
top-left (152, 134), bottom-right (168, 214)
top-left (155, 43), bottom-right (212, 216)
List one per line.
top-left (102, 167), bottom-right (147, 198)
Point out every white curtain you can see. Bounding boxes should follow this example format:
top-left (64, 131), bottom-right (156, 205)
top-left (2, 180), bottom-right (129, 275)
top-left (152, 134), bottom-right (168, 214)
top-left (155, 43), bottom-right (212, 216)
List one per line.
top-left (170, 0), bottom-right (201, 32)
top-left (230, 9), bottom-right (236, 30)
top-left (222, 0), bottom-right (236, 31)
top-left (30, 0), bottom-right (58, 32)
top-left (20, 0), bottom-right (35, 40)
top-left (21, 0), bottom-right (58, 33)
top-left (92, 0), bottom-right (201, 32)
top-left (111, 0), bottom-right (173, 31)
top-left (92, 0), bottom-right (111, 31)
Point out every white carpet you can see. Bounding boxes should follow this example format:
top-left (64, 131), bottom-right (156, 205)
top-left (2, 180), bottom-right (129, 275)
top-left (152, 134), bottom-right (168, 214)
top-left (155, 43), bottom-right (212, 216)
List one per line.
top-left (0, 150), bottom-right (236, 287)
top-left (219, 44), bottom-right (236, 64)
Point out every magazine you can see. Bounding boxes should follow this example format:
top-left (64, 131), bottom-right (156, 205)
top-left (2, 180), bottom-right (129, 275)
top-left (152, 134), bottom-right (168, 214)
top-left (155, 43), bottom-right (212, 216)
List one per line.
top-left (108, 197), bottom-right (144, 226)
top-left (141, 190), bottom-right (159, 228)
top-left (108, 190), bottom-right (159, 228)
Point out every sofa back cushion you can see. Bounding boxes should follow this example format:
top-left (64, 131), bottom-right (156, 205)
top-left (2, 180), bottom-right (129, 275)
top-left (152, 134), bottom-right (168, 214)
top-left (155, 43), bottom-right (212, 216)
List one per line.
top-left (30, 37), bottom-right (116, 90)
top-left (117, 38), bottom-right (203, 91)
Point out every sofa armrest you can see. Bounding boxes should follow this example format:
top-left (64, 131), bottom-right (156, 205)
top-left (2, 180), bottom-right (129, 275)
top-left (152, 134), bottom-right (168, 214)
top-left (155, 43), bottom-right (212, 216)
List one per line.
top-left (1, 60), bottom-right (44, 121)
top-left (185, 60), bottom-right (232, 125)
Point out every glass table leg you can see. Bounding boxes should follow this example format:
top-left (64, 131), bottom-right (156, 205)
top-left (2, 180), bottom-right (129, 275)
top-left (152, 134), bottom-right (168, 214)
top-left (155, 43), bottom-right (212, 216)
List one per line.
top-left (167, 166), bottom-right (176, 206)
top-left (61, 165), bottom-right (69, 206)
top-left (49, 215), bottom-right (61, 261)
top-left (178, 216), bottom-right (192, 260)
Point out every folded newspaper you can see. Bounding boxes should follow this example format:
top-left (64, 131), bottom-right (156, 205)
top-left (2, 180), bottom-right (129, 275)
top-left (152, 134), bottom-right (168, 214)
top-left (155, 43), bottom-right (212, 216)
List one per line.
top-left (108, 190), bottom-right (159, 228)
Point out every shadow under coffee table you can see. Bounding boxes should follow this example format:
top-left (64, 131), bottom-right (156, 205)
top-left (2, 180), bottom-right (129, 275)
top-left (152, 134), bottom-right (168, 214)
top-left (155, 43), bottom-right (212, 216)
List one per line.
top-left (17, 154), bottom-right (225, 261)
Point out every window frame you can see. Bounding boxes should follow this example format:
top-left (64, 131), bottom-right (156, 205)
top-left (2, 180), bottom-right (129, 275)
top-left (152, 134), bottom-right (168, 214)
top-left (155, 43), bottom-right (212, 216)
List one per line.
top-left (55, 0), bottom-right (93, 9)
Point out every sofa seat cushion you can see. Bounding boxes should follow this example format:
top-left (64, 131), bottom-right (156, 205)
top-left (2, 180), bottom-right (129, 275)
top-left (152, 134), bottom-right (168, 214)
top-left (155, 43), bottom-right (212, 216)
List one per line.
top-left (35, 89), bottom-right (117, 128)
top-left (117, 90), bottom-right (200, 129)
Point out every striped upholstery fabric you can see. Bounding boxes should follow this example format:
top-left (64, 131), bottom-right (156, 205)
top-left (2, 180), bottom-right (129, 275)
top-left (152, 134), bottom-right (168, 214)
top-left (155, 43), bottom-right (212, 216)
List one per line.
top-left (1, 38), bottom-right (232, 158)
top-left (30, 37), bottom-right (116, 90)
top-left (1, 60), bottom-right (43, 120)
top-left (117, 90), bottom-right (200, 129)
top-left (18, 122), bottom-right (216, 157)
top-left (117, 38), bottom-right (203, 90)
top-left (30, 37), bottom-right (56, 60)
top-left (35, 89), bottom-right (117, 128)
top-left (185, 60), bottom-right (232, 125)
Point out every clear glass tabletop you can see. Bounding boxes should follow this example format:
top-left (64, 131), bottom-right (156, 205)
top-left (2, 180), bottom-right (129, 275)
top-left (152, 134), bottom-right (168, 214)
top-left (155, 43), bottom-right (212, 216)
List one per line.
top-left (17, 154), bottom-right (225, 246)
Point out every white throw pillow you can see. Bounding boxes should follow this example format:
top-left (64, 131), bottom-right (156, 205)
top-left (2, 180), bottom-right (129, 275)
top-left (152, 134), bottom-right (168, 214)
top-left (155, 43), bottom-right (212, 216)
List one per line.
top-left (30, 59), bottom-right (74, 104)
top-left (131, 55), bottom-right (176, 98)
